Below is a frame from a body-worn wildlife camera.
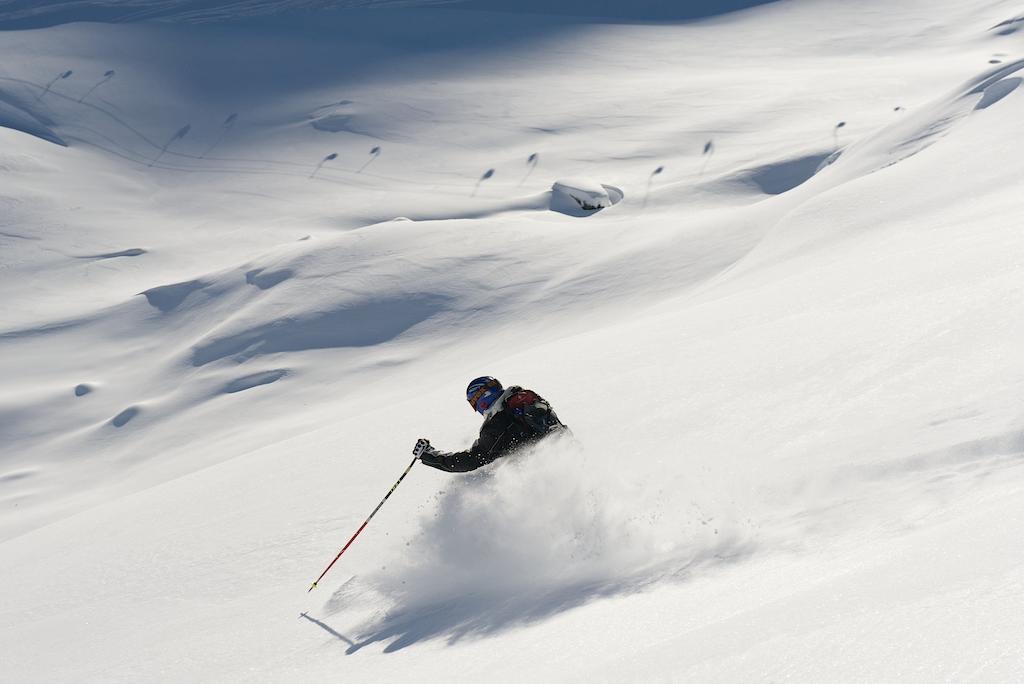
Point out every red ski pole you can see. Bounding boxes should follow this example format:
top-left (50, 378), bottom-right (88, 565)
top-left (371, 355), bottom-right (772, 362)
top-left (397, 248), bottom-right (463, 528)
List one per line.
top-left (307, 447), bottom-right (423, 592)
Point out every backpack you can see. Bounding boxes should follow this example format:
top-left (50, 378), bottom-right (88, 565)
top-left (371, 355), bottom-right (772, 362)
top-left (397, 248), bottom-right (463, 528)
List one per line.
top-left (504, 388), bottom-right (563, 436)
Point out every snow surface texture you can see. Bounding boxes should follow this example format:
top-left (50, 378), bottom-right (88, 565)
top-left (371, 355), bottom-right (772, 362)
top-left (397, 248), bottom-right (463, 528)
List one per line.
top-left (2, 0), bottom-right (1024, 680)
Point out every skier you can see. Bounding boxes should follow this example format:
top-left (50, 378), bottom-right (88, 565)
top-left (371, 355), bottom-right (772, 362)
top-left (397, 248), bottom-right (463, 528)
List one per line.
top-left (415, 376), bottom-right (567, 472)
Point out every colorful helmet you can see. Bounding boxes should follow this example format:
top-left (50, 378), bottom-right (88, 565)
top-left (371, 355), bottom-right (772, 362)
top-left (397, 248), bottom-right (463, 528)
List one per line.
top-left (466, 376), bottom-right (503, 414)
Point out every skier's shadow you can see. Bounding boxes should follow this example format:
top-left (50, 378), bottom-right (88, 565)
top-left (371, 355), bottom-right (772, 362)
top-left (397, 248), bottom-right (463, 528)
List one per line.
top-left (299, 580), bottom-right (632, 655)
top-left (329, 534), bottom-right (754, 654)
top-left (339, 573), bottom-right (665, 654)
top-left (298, 612), bottom-right (356, 648)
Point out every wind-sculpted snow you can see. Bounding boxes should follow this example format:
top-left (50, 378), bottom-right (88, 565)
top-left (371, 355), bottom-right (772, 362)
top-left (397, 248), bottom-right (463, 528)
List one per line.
top-left (990, 15), bottom-right (1024, 36)
top-left (721, 152), bottom-right (832, 196)
top-left (339, 437), bottom-right (754, 651)
top-left (165, 223), bottom-right (565, 368)
top-left (823, 59), bottom-right (1024, 182)
top-left (0, 92), bottom-right (66, 145)
top-left (191, 295), bottom-right (451, 365)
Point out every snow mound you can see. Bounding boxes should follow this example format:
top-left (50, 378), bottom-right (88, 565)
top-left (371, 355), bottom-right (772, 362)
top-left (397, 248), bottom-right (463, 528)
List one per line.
top-left (132, 237), bottom-right (457, 368)
top-left (551, 177), bottom-right (623, 215)
top-left (719, 151), bottom-right (832, 196)
top-left (990, 15), bottom-right (1024, 36)
top-left (0, 95), bottom-right (66, 146)
top-left (309, 100), bottom-right (380, 137)
top-left (973, 76), bottom-right (1021, 110)
top-left (826, 59), bottom-right (1024, 182)
top-left (191, 294), bottom-right (449, 366)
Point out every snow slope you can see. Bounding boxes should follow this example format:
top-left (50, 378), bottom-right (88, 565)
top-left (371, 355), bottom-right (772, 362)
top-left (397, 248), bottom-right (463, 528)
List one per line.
top-left (2, 0), bottom-right (1023, 680)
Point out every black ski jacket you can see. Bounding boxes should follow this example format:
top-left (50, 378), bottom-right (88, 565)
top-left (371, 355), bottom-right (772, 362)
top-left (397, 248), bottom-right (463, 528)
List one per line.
top-left (420, 386), bottom-right (566, 473)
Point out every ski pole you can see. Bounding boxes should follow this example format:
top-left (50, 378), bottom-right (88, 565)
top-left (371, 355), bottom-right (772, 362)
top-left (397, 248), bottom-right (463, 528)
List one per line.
top-left (307, 447), bottom-right (423, 592)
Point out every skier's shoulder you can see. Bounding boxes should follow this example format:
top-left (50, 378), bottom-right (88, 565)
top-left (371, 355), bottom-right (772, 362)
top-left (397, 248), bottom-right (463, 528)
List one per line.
top-left (482, 386), bottom-right (551, 424)
top-left (505, 386), bottom-right (547, 406)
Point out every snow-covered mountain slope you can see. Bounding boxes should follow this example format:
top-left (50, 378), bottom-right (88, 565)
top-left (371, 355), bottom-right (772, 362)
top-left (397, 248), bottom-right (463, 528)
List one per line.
top-left (0, 0), bottom-right (783, 29)
top-left (2, 0), bottom-right (1023, 680)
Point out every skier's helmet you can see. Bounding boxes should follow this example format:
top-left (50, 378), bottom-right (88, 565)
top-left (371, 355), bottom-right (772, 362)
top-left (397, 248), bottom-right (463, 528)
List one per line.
top-left (466, 376), bottom-right (503, 414)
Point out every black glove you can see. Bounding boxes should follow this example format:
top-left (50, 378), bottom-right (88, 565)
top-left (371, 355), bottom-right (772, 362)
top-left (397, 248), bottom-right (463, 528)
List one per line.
top-left (413, 438), bottom-right (443, 467)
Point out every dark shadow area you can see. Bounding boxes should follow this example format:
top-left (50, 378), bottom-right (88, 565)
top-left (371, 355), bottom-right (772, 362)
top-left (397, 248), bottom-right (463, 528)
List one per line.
top-left (0, 1), bottom-right (781, 30)
top-left (347, 578), bottom-right (638, 654)
top-left (141, 279), bottom-right (207, 313)
top-left (222, 369), bottom-right (288, 394)
top-left (77, 248), bottom-right (147, 259)
top-left (0, 2), bottom-right (779, 180)
top-left (0, 88), bottom-right (67, 146)
top-left (966, 58), bottom-right (1024, 95)
top-left (4, 10), bottom-right (595, 112)
top-left (311, 115), bottom-right (353, 133)
top-left (975, 76), bottom-right (1021, 110)
top-left (74, 383), bottom-right (93, 396)
top-left (451, 0), bottom-right (779, 21)
top-left (245, 268), bottom-right (293, 290)
top-left (110, 406), bottom-right (139, 427)
top-left (991, 16), bottom-right (1023, 36)
top-left (191, 295), bottom-right (449, 366)
top-left (731, 152), bottom-right (831, 195)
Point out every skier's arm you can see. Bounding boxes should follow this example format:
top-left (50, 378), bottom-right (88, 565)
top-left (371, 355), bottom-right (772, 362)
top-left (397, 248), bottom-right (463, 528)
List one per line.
top-left (417, 420), bottom-right (510, 473)
top-left (419, 446), bottom-right (488, 473)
